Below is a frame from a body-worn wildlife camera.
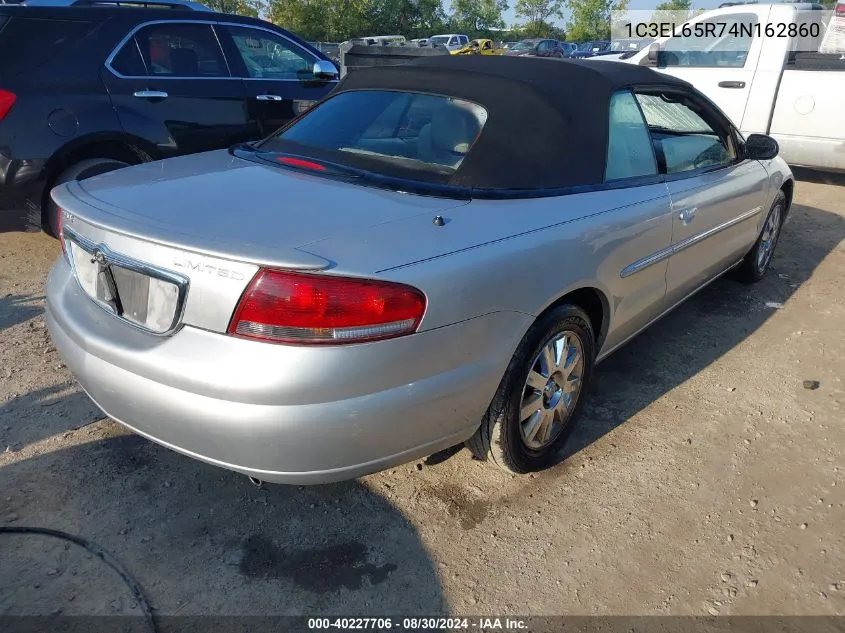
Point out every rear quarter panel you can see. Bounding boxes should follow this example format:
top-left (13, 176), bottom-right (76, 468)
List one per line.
top-left (1, 19), bottom-right (124, 162)
top-left (302, 184), bottom-right (674, 355)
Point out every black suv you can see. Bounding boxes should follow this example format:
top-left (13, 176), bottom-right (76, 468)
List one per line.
top-left (0, 0), bottom-right (339, 235)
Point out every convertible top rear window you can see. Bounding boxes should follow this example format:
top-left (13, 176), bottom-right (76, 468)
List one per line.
top-left (264, 90), bottom-right (488, 180)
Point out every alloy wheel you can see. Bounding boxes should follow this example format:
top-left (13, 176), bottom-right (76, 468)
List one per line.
top-left (519, 330), bottom-right (585, 450)
top-left (756, 204), bottom-right (782, 272)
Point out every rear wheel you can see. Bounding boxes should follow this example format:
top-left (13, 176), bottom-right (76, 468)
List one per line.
top-left (44, 158), bottom-right (130, 237)
top-left (466, 304), bottom-right (595, 474)
top-left (735, 190), bottom-right (786, 284)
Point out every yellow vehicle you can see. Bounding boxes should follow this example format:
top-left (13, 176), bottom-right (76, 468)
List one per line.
top-left (451, 39), bottom-right (501, 56)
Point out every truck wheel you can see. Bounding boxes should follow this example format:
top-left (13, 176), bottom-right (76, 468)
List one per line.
top-left (736, 190), bottom-right (786, 284)
top-left (45, 158), bottom-right (129, 238)
top-left (466, 304), bottom-right (595, 474)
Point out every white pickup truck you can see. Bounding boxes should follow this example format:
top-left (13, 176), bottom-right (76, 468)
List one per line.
top-left (618, 2), bottom-right (845, 172)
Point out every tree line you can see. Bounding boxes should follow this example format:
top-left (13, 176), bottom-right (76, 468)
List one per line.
top-left (202, 0), bottom-right (635, 43)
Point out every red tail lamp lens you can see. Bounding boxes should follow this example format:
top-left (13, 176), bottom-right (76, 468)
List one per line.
top-left (276, 156), bottom-right (325, 171)
top-left (0, 90), bottom-right (16, 121)
top-left (228, 269), bottom-right (427, 345)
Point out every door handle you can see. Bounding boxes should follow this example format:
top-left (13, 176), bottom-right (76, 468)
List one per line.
top-left (255, 94), bottom-right (284, 101)
top-left (718, 81), bottom-right (746, 89)
top-left (133, 90), bottom-right (168, 99)
top-left (678, 207), bottom-right (697, 225)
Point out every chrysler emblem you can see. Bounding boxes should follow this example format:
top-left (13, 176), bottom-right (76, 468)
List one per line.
top-left (91, 249), bottom-right (107, 265)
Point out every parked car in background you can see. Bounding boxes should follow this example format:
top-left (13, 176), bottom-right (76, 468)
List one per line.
top-left (571, 40), bottom-right (612, 58)
top-left (428, 34), bottom-right (469, 51)
top-left (47, 56), bottom-right (793, 485)
top-left (410, 38), bottom-right (429, 46)
top-left (452, 38), bottom-right (502, 55)
top-left (0, 0), bottom-right (339, 236)
top-left (610, 38), bottom-right (652, 52)
top-left (620, 2), bottom-right (845, 173)
top-left (585, 38), bottom-right (653, 60)
top-left (560, 41), bottom-right (579, 57)
top-left (505, 38), bottom-right (568, 58)
top-left (360, 35), bottom-right (405, 46)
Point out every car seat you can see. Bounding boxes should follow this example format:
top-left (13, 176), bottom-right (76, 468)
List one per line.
top-left (418, 104), bottom-right (481, 169)
top-left (171, 48), bottom-right (200, 77)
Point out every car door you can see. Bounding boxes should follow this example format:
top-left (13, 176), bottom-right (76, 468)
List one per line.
top-left (633, 88), bottom-right (770, 306)
top-left (643, 10), bottom-right (766, 128)
top-left (534, 40), bottom-right (553, 57)
top-left (601, 90), bottom-right (675, 351)
top-left (217, 23), bottom-right (338, 138)
top-left (102, 21), bottom-right (256, 157)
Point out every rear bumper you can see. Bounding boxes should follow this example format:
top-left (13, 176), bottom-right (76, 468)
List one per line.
top-left (0, 155), bottom-right (47, 232)
top-left (46, 256), bottom-right (530, 484)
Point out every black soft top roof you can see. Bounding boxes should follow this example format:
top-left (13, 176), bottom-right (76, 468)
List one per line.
top-left (333, 56), bottom-right (693, 191)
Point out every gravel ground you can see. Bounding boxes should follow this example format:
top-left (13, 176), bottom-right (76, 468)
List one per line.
top-left (1, 173), bottom-right (844, 621)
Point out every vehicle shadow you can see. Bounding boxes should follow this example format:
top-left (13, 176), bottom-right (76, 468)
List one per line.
top-left (0, 385), bottom-right (102, 453)
top-left (0, 432), bottom-right (446, 622)
top-left (0, 294), bottom-right (44, 331)
top-left (564, 201), bottom-right (844, 459)
top-left (790, 167), bottom-right (845, 187)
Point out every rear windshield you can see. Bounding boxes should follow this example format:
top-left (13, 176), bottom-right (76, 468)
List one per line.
top-left (261, 90), bottom-right (488, 180)
top-left (0, 17), bottom-right (98, 75)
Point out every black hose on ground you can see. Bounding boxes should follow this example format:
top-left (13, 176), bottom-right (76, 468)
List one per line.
top-left (0, 526), bottom-right (158, 633)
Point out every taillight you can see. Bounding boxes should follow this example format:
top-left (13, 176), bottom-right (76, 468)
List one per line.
top-left (228, 269), bottom-right (427, 345)
top-left (0, 90), bottom-right (16, 121)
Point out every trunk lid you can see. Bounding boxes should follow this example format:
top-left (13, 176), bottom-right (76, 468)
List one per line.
top-left (57, 149), bottom-right (468, 268)
top-left (52, 150), bottom-right (468, 335)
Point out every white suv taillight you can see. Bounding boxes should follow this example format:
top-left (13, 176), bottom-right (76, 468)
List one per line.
top-left (228, 269), bottom-right (427, 345)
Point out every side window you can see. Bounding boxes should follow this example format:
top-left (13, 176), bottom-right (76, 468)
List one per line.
top-left (659, 14), bottom-right (758, 68)
top-left (110, 38), bottom-right (147, 76)
top-left (128, 23), bottom-right (228, 77)
top-left (227, 25), bottom-right (314, 79)
top-left (634, 91), bottom-right (737, 174)
top-left (0, 18), bottom-right (99, 75)
top-left (605, 91), bottom-right (658, 181)
top-left (538, 40), bottom-right (552, 52)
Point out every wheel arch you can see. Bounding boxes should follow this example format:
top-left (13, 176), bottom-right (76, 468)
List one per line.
top-left (39, 133), bottom-right (160, 229)
top-left (535, 285), bottom-right (610, 353)
top-left (781, 177), bottom-right (794, 217)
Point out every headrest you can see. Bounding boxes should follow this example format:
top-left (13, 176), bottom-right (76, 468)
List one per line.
top-left (429, 103), bottom-right (481, 155)
top-left (171, 47), bottom-right (199, 77)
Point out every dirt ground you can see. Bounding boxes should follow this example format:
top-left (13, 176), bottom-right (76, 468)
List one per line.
top-left (1, 172), bottom-right (844, 621)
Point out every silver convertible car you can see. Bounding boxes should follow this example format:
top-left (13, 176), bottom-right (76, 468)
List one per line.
top-left (46, 56), bottom-right (793, 484)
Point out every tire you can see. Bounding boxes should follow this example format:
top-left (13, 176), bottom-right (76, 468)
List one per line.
top-left (45, 158), bottom-right (130, 237)
top-left (466, 304), bottom-right (596, 474)
top-left (735, 190), bottom-right (787, 284)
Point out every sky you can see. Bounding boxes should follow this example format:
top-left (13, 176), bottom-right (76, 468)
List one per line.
top-left (498, 0), bottom-right (726, 29)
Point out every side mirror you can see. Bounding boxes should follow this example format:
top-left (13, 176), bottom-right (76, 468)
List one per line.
top-left (745, 133), bottom-right (779, 160)
top-left (646, 42), bottom-right (659, 66)
top-left (313, 60), bottom-right (338, 80)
